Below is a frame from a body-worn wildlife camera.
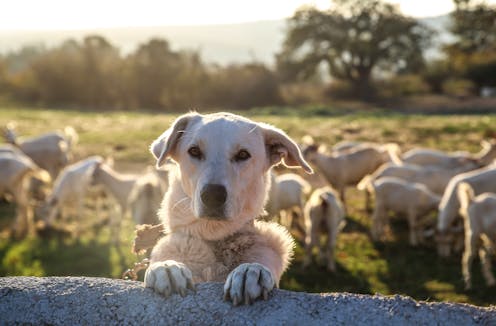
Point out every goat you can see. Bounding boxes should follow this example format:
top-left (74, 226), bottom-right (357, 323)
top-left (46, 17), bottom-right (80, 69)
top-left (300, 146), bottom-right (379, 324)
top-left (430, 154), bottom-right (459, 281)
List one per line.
top-left (265, 171), bottom-right (311, 230)
top-left (402, 139), bottom-right (496, 169)
top-left (44, 156), bottom-right (103, 226)
top-left (92, 163), bottom-right (140, 241)
top-left (303, 142), bottom-right (401, 210)
top-left (361, 177), bottom-right (441, 246)
top-left (436, 165), bottom-right (496, 257)
top-left (332, 141), bottom-right (380, 153)
top-left (92, 162), bottom-right (139, 217)
top-left (302, 187), bottom-right (345, 272)
top-left (3, 124), bottom-right (78, 179)
top-left (0, 144), bottom-right (52, 200)
top-left (458, 182), bottom-right (496, 290)
top-left (0, 151), bottom-right (51, 237)
top-left (358, 162), bottom-right (478, 195)
top-left (128, 167), bottom-right (168, 225)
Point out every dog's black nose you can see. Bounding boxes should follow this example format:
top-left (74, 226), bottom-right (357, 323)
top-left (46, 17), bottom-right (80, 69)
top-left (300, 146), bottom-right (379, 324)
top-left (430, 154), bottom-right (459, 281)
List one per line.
top-left (200, 183), bottom-right (227, 213)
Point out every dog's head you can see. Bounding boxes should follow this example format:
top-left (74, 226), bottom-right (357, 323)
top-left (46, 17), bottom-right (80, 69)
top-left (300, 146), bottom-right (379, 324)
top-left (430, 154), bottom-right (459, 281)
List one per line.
top-left (151, 112), bottom-right (312, 223)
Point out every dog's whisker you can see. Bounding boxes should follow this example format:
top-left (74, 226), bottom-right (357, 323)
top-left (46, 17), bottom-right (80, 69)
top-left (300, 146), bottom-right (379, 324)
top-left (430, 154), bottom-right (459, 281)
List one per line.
top-left (171, 197), bottom-right (191, 212)
top-left (248, 125), bottom-right (258, 134)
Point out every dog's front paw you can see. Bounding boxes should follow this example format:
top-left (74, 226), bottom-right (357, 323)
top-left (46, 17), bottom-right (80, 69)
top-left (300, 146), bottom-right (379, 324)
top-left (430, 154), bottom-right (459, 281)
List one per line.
top-left (223, 263), bottom-right (275, 306)
top-left (144, 260), bottom-right (195, 298)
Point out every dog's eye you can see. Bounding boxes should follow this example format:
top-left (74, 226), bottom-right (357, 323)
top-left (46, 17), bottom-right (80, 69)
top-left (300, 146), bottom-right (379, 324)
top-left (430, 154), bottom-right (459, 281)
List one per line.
top-left (233, 149), bottom-right (251, 162)
top-left (188, 146), bottom-right (203, 160)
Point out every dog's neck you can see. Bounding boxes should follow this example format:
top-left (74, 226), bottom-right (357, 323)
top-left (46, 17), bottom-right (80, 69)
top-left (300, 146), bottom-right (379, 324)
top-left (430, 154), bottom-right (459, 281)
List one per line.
top-left (159, 169), bottom-right (268, 241)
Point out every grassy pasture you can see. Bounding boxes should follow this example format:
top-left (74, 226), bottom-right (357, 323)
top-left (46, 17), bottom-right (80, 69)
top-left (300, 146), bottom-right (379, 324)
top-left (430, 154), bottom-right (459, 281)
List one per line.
top-left (1, 106), bottom-right (495, 306)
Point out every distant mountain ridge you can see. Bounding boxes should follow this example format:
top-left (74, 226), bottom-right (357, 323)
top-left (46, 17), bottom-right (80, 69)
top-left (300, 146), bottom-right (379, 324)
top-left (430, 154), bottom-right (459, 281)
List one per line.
top-left (0, 16), bottom-right (451, 66)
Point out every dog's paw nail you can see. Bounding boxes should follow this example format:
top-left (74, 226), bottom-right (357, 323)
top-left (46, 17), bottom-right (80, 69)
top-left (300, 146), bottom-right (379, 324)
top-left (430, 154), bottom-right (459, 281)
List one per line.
top-left (188, 280), bottom-right (196, 292)
top-left (263, 288), bottom-right (269, 301)
top-left (244, 293), bottom-right (250, 305)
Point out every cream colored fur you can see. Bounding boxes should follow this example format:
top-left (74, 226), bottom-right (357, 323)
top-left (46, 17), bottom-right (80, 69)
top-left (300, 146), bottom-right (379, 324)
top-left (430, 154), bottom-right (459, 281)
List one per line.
top-left (365, 177), bottom-right (441, 246)
top-left (436, 165), bottom-right (496, 257)
top-left (266, 171), bottom-right (311, 229)
top-left (303, 142), bottom-right (400, 210)
top-left (458, 182), bottom-right (496, 290)
top-left (128, 170), bottom-right (164, 225)
top-left (0, 151), bottom-right (51, 238)
top-left (3, 125), bottom-right (78, 179)
top-left (45, 156), bottom-right (103, 225)
top-left (302, 187), bottom-right (345, 272)
top-left (145, 112), bottom-right (311, 305)
top-left (402, 139), bottom-right (496, 168)
top-left (358, 162), bottom-right (478, 195)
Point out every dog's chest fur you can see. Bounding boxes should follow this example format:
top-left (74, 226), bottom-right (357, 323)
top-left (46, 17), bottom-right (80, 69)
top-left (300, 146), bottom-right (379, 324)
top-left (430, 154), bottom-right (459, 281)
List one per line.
top-left (206, 228), bottom-right (257, 274)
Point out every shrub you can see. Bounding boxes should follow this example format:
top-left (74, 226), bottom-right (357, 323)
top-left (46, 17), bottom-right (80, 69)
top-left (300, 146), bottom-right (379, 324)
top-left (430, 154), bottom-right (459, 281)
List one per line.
top-left (378, 74), bottom-right (431, 98)
top-left (442, 78), bottom-right (475, 98)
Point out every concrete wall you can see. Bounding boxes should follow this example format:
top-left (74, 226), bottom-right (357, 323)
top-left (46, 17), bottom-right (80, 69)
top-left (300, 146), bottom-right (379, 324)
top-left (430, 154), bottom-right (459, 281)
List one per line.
top-left (0, 277), bottom-right (494, 325)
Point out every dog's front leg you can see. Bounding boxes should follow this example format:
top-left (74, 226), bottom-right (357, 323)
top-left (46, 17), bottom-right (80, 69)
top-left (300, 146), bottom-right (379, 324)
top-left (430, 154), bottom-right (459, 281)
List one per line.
top-left (223, 263), bottom-right (275, 306)
top-left (145, 260), bottom-right (195, 297)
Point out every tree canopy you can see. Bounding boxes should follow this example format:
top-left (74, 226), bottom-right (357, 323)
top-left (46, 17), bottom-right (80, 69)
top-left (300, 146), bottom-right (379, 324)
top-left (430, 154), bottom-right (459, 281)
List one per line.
top-left (445, 0), bottom-right (496, 89)
top-left (277, 0), bottom-right (433, 98)
top-left (0, 36), bottom-right (282, 110)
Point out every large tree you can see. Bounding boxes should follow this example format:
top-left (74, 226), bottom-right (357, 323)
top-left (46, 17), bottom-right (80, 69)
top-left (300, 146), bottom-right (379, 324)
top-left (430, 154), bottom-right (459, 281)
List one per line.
top-left (277, 0), bottom-right (433, 98)
top-left (449, 0), bottom-right (496, 54)
top-left (445, 0), bottom-right (496, 90)
top-left (30, 36), bottom-right (122, 107)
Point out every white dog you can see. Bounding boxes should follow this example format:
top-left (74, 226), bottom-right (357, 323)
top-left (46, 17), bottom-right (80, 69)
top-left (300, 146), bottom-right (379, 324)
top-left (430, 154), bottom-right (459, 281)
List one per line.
top-left (144, 112), bottom-right (312, 305)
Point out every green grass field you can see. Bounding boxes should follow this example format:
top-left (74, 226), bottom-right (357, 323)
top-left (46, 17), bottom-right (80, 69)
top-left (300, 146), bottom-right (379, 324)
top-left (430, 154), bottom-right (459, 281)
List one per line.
top-left (1, 106), bottom-right (495, 307)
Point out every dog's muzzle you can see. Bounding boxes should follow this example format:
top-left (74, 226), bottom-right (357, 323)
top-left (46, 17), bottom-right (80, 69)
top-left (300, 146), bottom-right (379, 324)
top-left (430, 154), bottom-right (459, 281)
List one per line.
top-left (200, 183), bottom-right (227, 219)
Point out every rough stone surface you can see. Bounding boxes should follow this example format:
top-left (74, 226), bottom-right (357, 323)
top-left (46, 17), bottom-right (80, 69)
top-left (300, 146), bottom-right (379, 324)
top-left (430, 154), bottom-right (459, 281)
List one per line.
top-left (0, 277), bottom-right (495, 325)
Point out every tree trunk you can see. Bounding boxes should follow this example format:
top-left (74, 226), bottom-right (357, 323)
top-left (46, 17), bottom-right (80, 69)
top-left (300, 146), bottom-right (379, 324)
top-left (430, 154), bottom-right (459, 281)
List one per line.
top-left (352, 70), bottom-right (374, 100)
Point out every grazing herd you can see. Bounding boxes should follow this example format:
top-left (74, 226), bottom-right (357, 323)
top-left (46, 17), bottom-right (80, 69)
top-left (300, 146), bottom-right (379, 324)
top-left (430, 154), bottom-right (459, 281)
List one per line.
top-left (1, 122), bottom-right (496, 291)
top-left (295, 136), bottom-right (496, 290)
top-left (0, 125), bottom-right (168, 240)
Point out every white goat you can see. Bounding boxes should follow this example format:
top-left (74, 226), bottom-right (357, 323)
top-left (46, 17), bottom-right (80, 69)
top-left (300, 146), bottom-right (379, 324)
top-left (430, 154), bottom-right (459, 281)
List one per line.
top-left (332, 140), bottom-right (380, 153)
top-left (265, 171), bottom-right (311, 229)
top-left (402, 139), bottom-right (496, 169)
top-left (362, 177), bottom-right (441, 246)
top-left (303, 142), bottom-right (401, 210)
top-left (436, 165), bottom-right (496, 257)
top-left (92, 162), bottom-right (139, 217)
top-left (128, 167), bottom-right (168, 225)
top-left (358, 162), bottom-right (478, 195)
top-left (302, 187), bottom-right (345, 272)
top-left (1, 145), bottom-right (52, 200)
top-left (0, 144), bottom-right (26, 155)
top-left (154, 163), bottom-right (173, 195)
top-left (3, 125), bottom-right (78, 179)
top-left (458, 182), bottom-right (496, 290)
top-left (45, 156), bottom-right (103, 225)
top-left (0, 151), bottom-right (51, 237)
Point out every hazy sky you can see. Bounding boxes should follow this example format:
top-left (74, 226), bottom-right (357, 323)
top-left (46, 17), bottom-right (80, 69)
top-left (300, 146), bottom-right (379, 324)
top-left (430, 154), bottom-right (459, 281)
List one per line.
top-left (1, 0), bottom-right (493, 30)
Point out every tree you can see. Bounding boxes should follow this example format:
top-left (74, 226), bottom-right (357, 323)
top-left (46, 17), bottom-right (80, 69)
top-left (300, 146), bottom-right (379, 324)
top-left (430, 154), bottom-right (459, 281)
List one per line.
top-left (31, 39), bottom-right (86, 105)
top-left (450, 0), bottom-right (496, 54)
top-left (30, 36), bottom-right (122, 108)
top-left (126, 39), bottom-right (183, 109)
top-left (206, 63), bottom-right (283, 109)
top-left (445, 0), bottom-right (496, 90)
top-left (80, 35), bottom-right (122, 107)
top-left (277, 0), bottom-right (433, 99)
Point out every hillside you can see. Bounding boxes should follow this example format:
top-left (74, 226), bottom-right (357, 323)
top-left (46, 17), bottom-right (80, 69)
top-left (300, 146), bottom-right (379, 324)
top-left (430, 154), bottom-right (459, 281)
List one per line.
top-left (0, 15), bottom-right (451, 65)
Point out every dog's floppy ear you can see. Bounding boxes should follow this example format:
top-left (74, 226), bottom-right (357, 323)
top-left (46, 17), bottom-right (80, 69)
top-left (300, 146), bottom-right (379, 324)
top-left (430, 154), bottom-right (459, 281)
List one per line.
top-left (150, 112), bottom-right (200, 167)
top-left (261, 123), bottom-right (313, 174)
